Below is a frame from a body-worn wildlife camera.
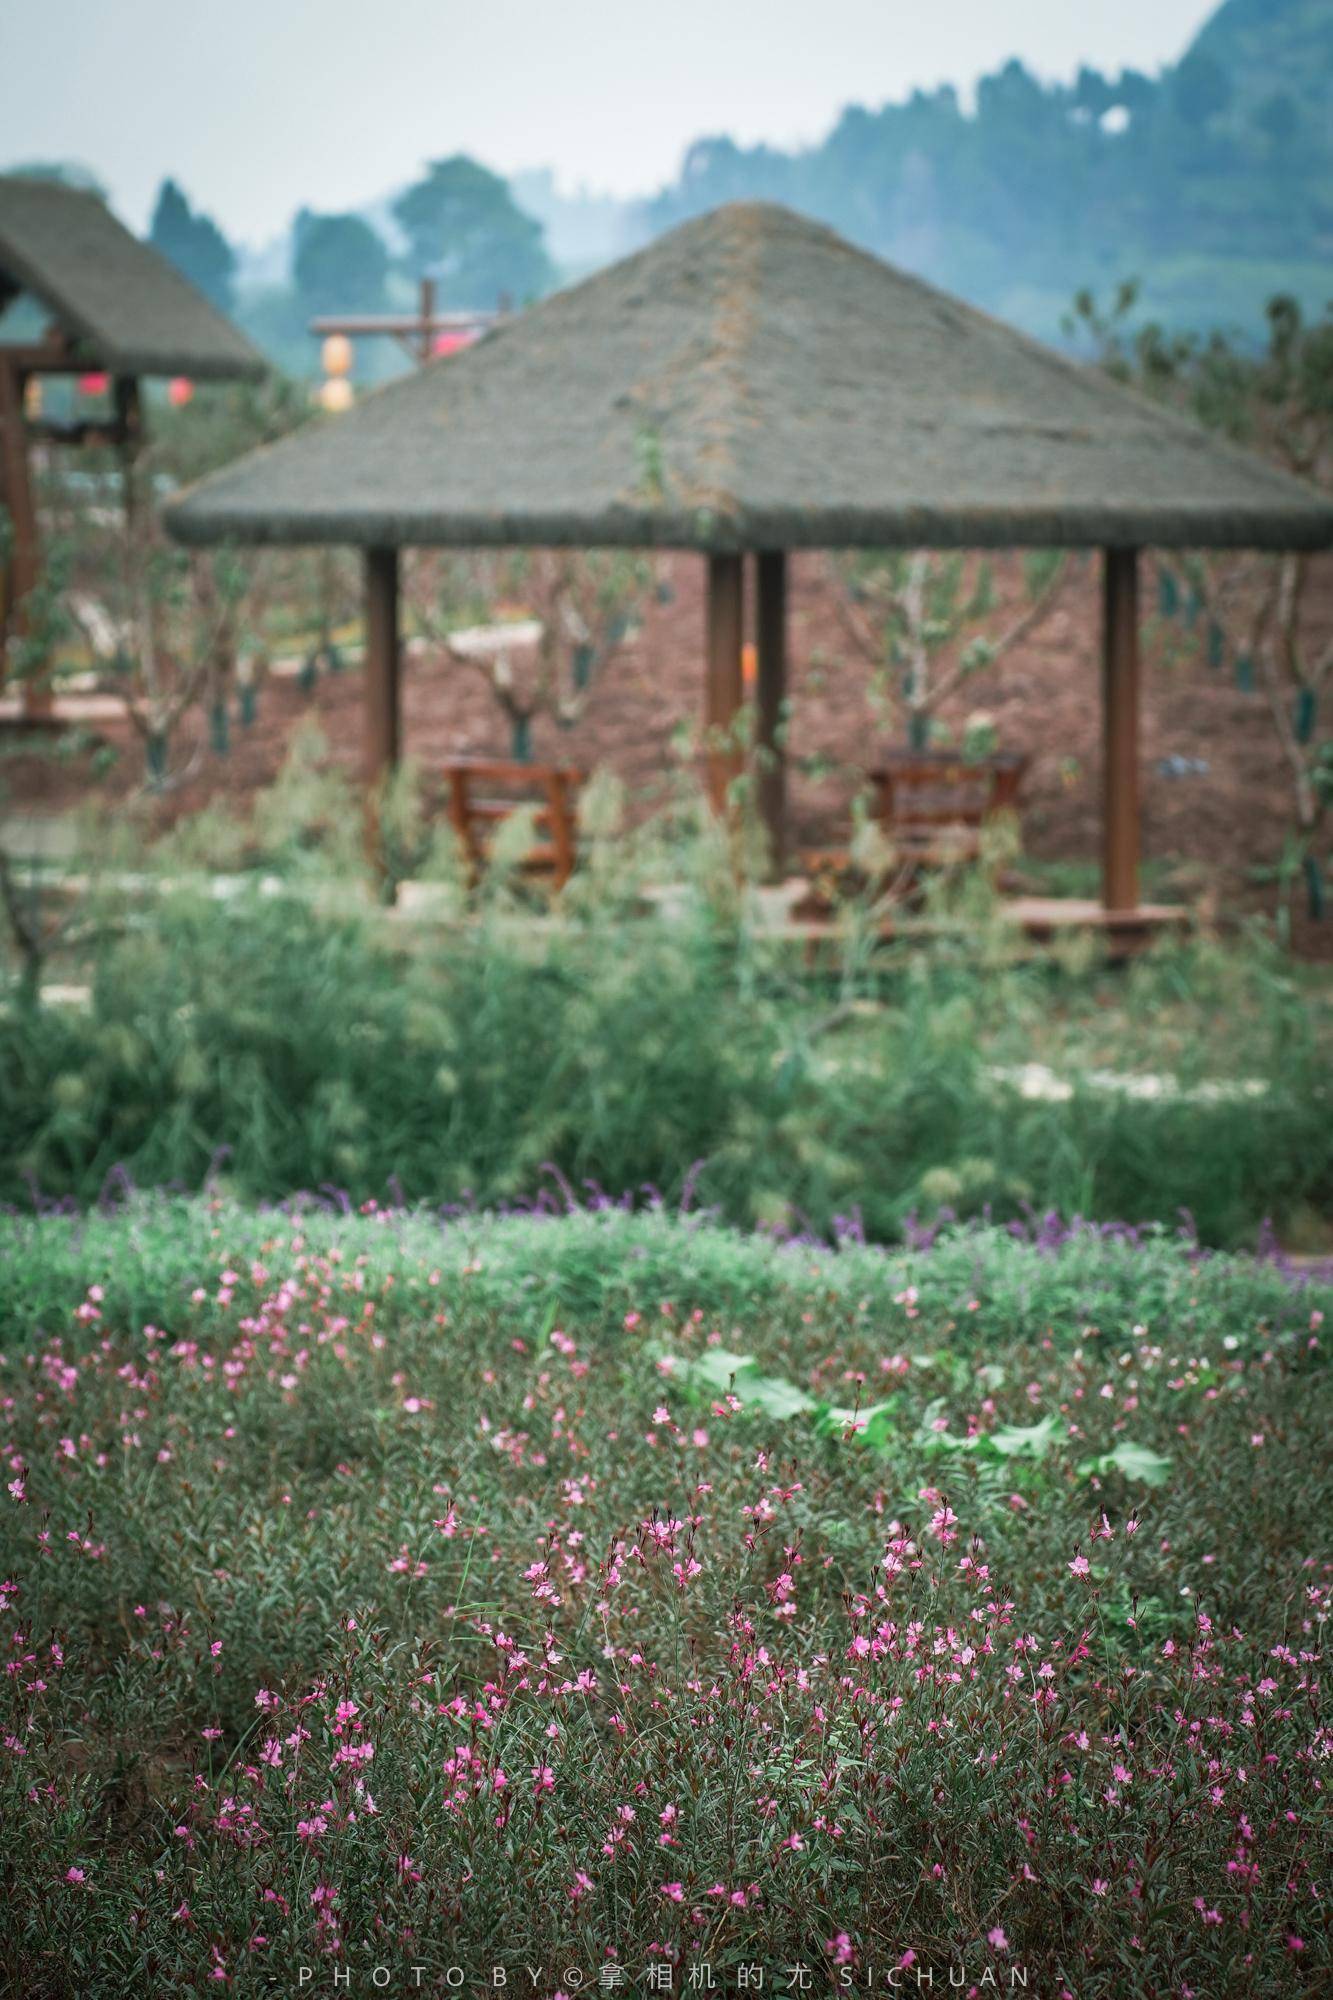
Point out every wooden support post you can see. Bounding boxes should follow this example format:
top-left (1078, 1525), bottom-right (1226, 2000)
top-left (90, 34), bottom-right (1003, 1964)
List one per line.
top-left (705, 551), bottom-right (744, 814)
top-left (0, 357), bottom-right (50, 716)
top-left (114, 376), bottom-right (167, 721)
top-left (418, 277), bottom-right (436, 365)
top-left (1101, 546), bottom-right (1140, 914)
top-left (114, 378), bottom-right (144, 517)
top-left (755, 548), bottom-right (787, 876)
top-left (364, 545), bottom-right (401, 884)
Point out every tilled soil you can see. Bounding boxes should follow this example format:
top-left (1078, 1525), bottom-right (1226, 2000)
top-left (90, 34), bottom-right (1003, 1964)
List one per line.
top-left (6, 549), bottom-right (1331, 956)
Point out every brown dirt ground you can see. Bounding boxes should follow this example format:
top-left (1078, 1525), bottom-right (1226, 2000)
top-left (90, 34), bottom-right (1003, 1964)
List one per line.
top-left (6, 550), bottom-right (1331, 957)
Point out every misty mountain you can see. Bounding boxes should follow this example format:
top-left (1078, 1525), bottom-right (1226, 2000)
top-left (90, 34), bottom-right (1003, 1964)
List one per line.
top-left (633, 0), bottom-right (1333, 339)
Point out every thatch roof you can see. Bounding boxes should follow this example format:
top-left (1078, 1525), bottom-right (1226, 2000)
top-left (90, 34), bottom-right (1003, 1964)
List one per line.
top-left (0, 177), bottom-right (265, 381)
top-left (166, 203), bottom-right (1333, 552)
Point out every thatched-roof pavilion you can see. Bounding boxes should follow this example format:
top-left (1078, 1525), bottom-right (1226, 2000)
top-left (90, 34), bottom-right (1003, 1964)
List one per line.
top-left (0, 175), bottom-right (265, 716)
top-left (165, 202), bottom-right (1333, 918)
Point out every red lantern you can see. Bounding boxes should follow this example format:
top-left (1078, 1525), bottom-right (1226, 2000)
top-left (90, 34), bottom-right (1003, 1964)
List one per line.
top-left (168, 377), bottom-right (194, 408)
top-left (78, 372), bottom-right (110, 397)
top-left (432, 329), bottom-right (476, 358)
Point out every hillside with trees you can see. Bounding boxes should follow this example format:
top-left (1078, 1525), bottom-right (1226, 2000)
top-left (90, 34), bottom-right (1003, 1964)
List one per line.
top-left (640, 0), bottom-right (1333, 338)
top-left (5, 0), bottom-right (1329, 365)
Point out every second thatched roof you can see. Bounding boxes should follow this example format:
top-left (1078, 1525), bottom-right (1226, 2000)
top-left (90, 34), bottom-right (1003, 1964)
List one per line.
top-left (0, 176), bottom-right (266, 382)
top-left (166, 202), bottom-right (1333, 552)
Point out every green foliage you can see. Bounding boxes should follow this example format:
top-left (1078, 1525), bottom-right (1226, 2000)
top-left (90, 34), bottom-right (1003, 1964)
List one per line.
top-left (147, 177), bottom-right (237, 314)
top-left (147, 373), bottom-right (311, 485)
top-left (1171, 52), bottom-right (1235, 129)
top-left (1078, 1440), bottom-right (1175, 1486)
top-left (1, 834), bottom-right (1330, 1245)
top-left (0, 1205), bottom-right (1326, 1987)
top-left (644, 5), bottom-right (1333, 338)
top-left (292, 207), bottom-right (390, 315)
top-left (391, 155), bottom-right (554, 308)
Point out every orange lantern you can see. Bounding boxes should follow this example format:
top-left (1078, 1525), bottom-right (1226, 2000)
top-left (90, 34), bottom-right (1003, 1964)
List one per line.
top-left (741, 641), bottom-right (757, 689)
top-left (168, 377), bottom-right (194, 408)
top-left (319, 377), bottom-right (354, 414)
top-left (23, 378), bottom-right (43, 419)
top-left (321, 333), bottom-right (354, 378)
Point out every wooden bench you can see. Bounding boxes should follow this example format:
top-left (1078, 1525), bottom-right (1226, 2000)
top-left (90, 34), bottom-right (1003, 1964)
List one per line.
top-left (793, 750), bottom-right (1030, 915)
top-left (870, 749), bottom-right (1029, 866)
top-left (442, 758), bottom-right (583, 888)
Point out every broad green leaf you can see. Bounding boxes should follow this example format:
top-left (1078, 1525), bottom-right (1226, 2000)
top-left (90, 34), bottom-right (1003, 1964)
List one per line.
top-left (814, 1398), bottom-right (899, 1444)
top-left (742, 1373), bottom-right (817, 1420)
top-left (916, 1428), bottom-right (979, 1455)
top-left (684, 1350), bottom-right (815, 1419)
top-left (1082, 1440), bottom-right (1173, 1487)
top-left (690, 1349), bottom-right (758, 1391)
top-left (985, 1415), bottom-right (1063, 1459)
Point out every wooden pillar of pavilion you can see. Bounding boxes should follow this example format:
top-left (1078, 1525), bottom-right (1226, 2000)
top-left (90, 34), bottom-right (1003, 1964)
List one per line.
top-left (363, 545), bottom-right (401, 884)
top-left (0, 356), bottom-right (50, 717)
top-left (754, 549), bottom-right (787, 875)
top-left (114, 377), bottom-right (144, 528)
top-left (704, 551), bottom-right (744, 814)
top-left (1101, 546), bottom-right (1141, 914)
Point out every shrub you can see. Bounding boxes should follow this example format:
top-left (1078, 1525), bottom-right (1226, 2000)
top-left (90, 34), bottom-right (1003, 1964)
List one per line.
top-left (1, 857), bottom-right (1330, 1245)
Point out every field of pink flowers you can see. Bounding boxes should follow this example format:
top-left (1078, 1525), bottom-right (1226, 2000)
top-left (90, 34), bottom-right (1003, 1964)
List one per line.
top-left (0, 1201), bottom-right (1328, 1998)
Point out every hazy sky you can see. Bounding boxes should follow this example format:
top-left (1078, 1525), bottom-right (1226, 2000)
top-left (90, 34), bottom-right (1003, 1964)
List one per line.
top-left (1, 0), bottom-right (1218, 243)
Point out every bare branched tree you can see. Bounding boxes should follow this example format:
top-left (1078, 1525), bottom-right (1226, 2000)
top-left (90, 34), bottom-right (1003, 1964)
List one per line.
top-left (405, 548), bottom-right (656, 759)
top-left (827, 546), bottom-right (1073, 749)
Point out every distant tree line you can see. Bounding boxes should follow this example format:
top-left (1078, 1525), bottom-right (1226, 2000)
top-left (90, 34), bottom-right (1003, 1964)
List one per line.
top-left (7, 0), bottom-right (1329, 361)
top-left (140, 156), bottom-right (553, 326)
top-left (640, 0), bottom-right (1333, 329)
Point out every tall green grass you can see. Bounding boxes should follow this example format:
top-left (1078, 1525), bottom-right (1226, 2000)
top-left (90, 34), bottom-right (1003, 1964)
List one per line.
top-left (2, 859), bottom-right (1329, 1245)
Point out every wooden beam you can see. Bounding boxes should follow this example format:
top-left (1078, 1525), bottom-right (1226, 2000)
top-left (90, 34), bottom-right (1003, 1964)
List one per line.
top-left (418, 277), bottom-right (437, 365)
top-left (1101, 546), bottom-right (1140, 913)
top-left (0, 357), bottom-right (51, 715)
top-left (755, 549), bottom-right (788, 876)
top-left (363, 546), bottom-right (401, 886)
top-left (364, 546), bottom-right (401, 786)
top-left (26, 419), bottom-right (130, 449)
top-left (0, 332), bottom-right (82, 374)
top-left (705, 552), bottom-right (744, 814)
top-left (309, 312), bottom-right (492, 336)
